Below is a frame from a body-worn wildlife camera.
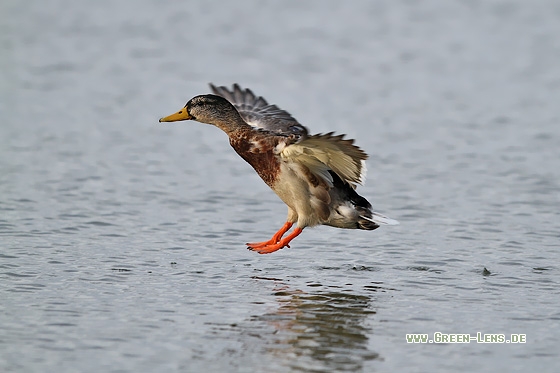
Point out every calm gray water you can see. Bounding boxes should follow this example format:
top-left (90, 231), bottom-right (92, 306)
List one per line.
top-left (1, 0), bottom-right (559, 372)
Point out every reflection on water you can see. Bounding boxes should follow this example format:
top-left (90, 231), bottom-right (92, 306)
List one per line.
top-left (265, 288), bottom-right (379, 371)
top-left (212, 278), bottom-right (380, 372)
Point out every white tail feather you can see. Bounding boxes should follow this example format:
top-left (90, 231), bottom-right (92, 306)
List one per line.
top-left (361, 212), bottom-right (399, 226)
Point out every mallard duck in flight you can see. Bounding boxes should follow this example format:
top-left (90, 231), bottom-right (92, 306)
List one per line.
top-left (159, 84), bottom-right (398, 254)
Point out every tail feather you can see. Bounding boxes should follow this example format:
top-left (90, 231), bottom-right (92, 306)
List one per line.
top-left (360, 212), bottom-right (399, 226)
top-left (327, 170), bottom-right (399, 230)
top-left (357, 216), bottom-right (380, 230)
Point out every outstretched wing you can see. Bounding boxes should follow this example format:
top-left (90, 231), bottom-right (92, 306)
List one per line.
top-left (209, 83), bottom-right (308, 138)
top-left (211, 85), bottom-right (367, 188)
top-left (280, 132), bottom-right (368, 189)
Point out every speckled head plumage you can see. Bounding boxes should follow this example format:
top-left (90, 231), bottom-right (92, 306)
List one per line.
top-left (185, 94), bottom-right (233, 122)
top-left (159, 94), bottom-right (244, 129)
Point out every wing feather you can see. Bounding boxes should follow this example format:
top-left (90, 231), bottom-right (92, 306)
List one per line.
top-left (210, 85), bottom-right (368, 190)
top-left (281, 132), bottom-right (368, 189)
top-left (209, 83), bottom-right (308, 138)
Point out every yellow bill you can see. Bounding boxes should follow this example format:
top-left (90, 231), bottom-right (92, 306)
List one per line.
top-left (159, 108), bottom-right (191, 122)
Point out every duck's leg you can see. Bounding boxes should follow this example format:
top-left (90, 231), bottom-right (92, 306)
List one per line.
top-left (246, 222), bottom-right (293, 248)
top-left (248, 227), bottom-right (303, 254)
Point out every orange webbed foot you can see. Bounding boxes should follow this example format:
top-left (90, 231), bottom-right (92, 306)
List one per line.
top-left (246, 222), bottom-right (293, 249)
top-left (246, 240), bottom-right (277, 249)
top-left (247, 227), bottom-right (303, 255)
top-left (248, 241), bottom-right (289, 254)
top-left (246, 236), bottom-right (279, 249)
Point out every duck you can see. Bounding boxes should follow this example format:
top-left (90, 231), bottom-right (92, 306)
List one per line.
top-left (159, 84), bottom-right (398, 254)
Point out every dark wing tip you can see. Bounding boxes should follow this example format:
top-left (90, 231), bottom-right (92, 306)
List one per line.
top-left (209, 83), bottom-right (270, 108)
top-left (207, 84), bottom-right (307, 136)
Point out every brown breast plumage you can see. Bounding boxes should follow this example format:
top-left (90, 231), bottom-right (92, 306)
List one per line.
top-left (229, 130), bottom-right (282, 187)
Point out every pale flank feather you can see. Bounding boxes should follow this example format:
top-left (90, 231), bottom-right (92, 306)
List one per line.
top-left (280, 132), bottom-right (367, 189)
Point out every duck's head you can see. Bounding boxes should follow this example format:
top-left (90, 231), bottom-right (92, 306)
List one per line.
top-left (159, 94), bottom-right (238, 125)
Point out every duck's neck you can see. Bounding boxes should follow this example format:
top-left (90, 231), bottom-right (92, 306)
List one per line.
top-left (209, 112), bottom-right (251, 137)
